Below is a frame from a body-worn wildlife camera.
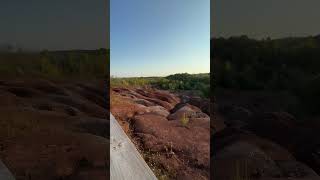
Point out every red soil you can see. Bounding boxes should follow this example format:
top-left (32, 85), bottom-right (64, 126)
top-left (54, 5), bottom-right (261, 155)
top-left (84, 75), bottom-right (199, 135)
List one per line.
top-left (111, 87), bottom-right (210, 180)
top-left (0, 79), bottom-right (109, 180)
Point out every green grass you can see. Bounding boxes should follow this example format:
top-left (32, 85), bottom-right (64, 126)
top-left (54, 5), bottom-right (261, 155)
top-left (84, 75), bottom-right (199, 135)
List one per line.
top-left (0, 49), bottom-right (109, 80)
top-left (110, 77), bottom-right (156, 88)
top-left (111, 73), bottom-right (210, 98)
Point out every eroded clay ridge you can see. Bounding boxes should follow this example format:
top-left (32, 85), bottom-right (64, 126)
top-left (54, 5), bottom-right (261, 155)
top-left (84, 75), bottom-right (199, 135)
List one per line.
top-left (111, 87), bottom-right (210, 180)
top-left (0, 79), bottom-right (109, 180)
top-left (212, 90), bottom-right (320, 180)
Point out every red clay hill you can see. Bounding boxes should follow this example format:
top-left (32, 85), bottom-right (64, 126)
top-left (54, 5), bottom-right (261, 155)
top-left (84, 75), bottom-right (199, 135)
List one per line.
top-left (212, 89), bottom-right (320, 180)
top-left (111, 87), bottom-right (210, 180)
top-left (0, 79), bottom-right (109, 180)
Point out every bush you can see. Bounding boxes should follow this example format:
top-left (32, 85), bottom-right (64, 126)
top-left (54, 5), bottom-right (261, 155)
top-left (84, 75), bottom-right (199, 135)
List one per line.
top-left (212, 36), bottom-right (320, 91)
top-left (111, 73), bottom-right (210, 98)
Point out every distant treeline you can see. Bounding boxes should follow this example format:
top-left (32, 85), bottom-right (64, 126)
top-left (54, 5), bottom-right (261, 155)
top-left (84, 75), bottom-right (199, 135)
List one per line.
top-left (0, 49), bottom-right (109, 80)
top-left (212, 35), bottom-right (320, 115)
top-left (111, 73), bottom-right (210, 98)
top-left (0, 43), bottom-right (24, 53)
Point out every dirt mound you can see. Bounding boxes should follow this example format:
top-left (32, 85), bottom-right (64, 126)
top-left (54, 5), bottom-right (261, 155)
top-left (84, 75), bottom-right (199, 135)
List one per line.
top-left (0, 79), bottom-right (108, 180)
top-left (212, 125), bottom-right (320, 180)
top-left (213, 141), bottom-right (319, 180)
top-left (111, 87), bottom-right (210, 180)
top-left (188, 97), bottom-right (210, 115)
top-left (167, 104), bottom-right (208, 120)
top-left (247, 112), bottom-right (298, 146)
top-left (213, 88), bottom-right (320, 179)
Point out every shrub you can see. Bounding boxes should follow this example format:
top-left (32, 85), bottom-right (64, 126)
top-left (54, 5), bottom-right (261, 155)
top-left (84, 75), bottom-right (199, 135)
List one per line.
top-left (0, 49), bottom-right (109, 80)
top-left (180, 113), bottom-right (189, 127)
top-left (110, 73), bottom-right (210, 98)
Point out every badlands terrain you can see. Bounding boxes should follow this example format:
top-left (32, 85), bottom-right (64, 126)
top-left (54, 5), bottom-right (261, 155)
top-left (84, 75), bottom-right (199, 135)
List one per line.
top-left (212, 89), bottom-right (320, 180)
top-left (111, 87), bottom-right (210, 180)
top-left (0, 78), bottom-right (109, 180)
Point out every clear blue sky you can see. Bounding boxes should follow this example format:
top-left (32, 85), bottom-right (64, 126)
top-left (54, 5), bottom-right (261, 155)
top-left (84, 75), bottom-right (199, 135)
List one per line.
top-left (111, 0), bottom-right (210, 77)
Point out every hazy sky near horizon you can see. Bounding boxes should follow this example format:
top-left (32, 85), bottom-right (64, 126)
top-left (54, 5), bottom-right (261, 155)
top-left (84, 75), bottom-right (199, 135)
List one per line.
top-left (111, 0), bottom-right (210, 77)
top-left (0, 0), bottom-right (108, 50)
top-left (212, 0), bottom-right (320, 39)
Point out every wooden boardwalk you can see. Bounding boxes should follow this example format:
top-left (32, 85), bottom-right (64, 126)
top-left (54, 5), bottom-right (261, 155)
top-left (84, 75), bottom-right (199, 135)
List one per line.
top-left (0, 160), bottom-right (15, 180)
top-left (110, 114), bottom-right (157, 180)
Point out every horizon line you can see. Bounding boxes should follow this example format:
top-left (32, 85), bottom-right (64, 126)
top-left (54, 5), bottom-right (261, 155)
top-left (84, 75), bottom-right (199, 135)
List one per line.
top-left (211, 33), bottom-right (320, 41)
top-left (111, 72), bottom-right (210, 78)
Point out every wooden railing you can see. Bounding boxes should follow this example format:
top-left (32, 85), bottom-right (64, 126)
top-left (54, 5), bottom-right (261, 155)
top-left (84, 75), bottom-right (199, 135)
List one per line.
top-left (110, 113), bottom-right (157, 180)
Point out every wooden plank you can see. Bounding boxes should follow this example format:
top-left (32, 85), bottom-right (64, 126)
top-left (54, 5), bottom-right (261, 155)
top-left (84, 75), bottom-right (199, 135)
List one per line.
top-left (0, 160), bottom-right (15, 180)
top-left (110, 114), bottom-right (157, 180)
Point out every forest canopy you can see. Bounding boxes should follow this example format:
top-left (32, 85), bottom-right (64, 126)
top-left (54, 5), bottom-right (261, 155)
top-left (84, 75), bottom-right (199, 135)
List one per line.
top-left (212, 35), bottom-right (320, 115)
